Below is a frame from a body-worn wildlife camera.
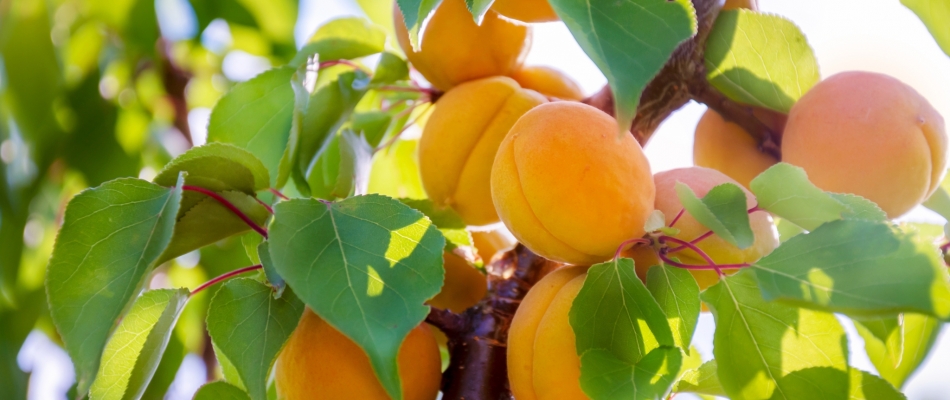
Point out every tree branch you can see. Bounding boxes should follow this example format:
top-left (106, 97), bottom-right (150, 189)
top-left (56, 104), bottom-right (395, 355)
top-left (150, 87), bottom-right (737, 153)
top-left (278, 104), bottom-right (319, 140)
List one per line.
top-left (157, 38), bottom-right (193, 147)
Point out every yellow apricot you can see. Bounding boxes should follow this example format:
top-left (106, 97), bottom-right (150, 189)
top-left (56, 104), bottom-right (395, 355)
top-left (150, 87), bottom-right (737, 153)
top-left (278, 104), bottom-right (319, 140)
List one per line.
top-left (631, 167), bottom-right (778, 290)
top-left (491, 102), bottom-right (655, 265)
top-left (395, 0), bottom-right (531, 91)
top-left (723, 0), bottom-right (758, 10)
top-left (508, 266), bottom-right (589, 400)
top-left (511, 66), bottom-right (585, 101)
top-left (491, 0), bottom-right (559, 23)
top-left (419, 77), bottom-right (547, 226)
top-left (427, 230), bottom-right (514, 312)
top-left (275, 309), bottom-right (442, 400)
top-left (782, 71), bottom-right (948, 218)
top-left (693, 109), bottom-right (778, 188)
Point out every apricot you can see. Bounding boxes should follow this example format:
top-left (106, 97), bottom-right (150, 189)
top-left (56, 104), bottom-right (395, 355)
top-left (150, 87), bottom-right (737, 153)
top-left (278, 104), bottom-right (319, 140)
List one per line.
top-left (723, 0), bottom-right (758, 10)
top-left (631, 167), bottom-right (778, 290)
top-left (275, 309), bottom-right (441, 400)
top-left (693, 109), bottom-right (778, 188)
top-left (394, 0), bottom-right (531, 91)
top-left (427, 230), bottom-right (515, 312)
top-left (511, 66), bottom-right (585, 101)
top-left (491, 0), bottom-right (559, 23)
top-left (491, 102), bottom-right (655, 265)
top-left (508, 265), bottom-right (589, 400)
top-left (782, 71), bottom-right (948, 218)
top-left (419, 77), bottom-right (547, 226)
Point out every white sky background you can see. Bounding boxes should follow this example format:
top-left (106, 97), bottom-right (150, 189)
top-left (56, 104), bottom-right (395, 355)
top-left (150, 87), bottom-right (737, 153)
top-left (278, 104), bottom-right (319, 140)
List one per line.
top-left (18, 1), bottom-right (950, 399)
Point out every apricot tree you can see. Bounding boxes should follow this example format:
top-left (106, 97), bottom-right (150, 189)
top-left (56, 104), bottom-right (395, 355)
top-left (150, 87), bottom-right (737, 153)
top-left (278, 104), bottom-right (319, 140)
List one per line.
top-left (5, 0), bottom-right (950, 399)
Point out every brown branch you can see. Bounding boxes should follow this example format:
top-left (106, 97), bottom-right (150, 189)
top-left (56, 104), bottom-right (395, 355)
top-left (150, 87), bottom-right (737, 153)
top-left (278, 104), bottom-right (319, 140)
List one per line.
top-left (157, 38), bottom-right (193, 147)
top-left (687, 78), bottom-right (786, 159)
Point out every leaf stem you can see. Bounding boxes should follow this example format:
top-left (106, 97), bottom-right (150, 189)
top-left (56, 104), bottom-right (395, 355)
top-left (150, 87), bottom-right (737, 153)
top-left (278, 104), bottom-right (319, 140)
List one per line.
top-left (668, 208), bottom-right (686, 228)
top-left (182, 185), bottom-right (268, 238)
top-left (375, 102), bottom-right (433, 153)
top-left (269, 188), bottom-right (289, 200)
top-left (318, 59), bottom-right (371, 74)
top-left (254, 197), bottom-right (274, 214)
top-left (614, 238), bottom-right (653, 259)
top-left (190, 264), bottom-right (263, 296)
top-left (667, 205), bottom-right (762, 253)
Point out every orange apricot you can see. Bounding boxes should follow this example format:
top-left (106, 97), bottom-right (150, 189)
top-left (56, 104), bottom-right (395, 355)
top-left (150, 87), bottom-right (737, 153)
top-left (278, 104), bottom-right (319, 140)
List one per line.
top-left (631, 167), bottom-right (778, 290)
top-left (723, 0), bottom-right (758, 10)
top-left (491, 0), bottom-right (559, 23)
top-left (275, 309), bottom-right (442, 400)
top-left (511, 66), bottom-right (585, 101)
top-left (394, 0), bottom-right (531, 91)
top-left (491, 102), bottom-right (655, 265)
top-left (693, 109), bottom-right (778, 188)
top-left (419, 76), bottom-right (547, 226)
top-left (782, 71), bottom-right (948, 218)
top-left (428, 230), bottom-right (515, 312)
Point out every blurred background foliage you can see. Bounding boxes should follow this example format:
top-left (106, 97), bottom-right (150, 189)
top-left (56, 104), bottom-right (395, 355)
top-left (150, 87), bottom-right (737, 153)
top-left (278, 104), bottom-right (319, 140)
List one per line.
top-left (0, 0), bottom-right (411, 397)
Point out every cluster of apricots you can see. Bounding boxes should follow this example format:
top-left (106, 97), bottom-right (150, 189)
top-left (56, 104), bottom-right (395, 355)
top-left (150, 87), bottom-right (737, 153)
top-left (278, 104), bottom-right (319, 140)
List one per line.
top-left (275, 0), bottom-right (948, 398)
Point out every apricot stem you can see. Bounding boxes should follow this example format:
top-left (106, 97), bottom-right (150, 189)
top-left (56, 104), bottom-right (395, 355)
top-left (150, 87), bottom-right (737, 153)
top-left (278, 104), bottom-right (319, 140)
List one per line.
top-left (190, 264), bottom-right (263, 296)
top-left (614, 238), bottom-right (653, 259)
top-left (183, 185), bottom-right (269, 238)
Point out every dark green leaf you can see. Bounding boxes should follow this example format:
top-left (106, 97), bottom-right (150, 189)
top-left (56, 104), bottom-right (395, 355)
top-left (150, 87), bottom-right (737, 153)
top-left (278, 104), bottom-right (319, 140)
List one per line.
top-left (293, 17), bottom-right (387, 66)
top-left (704, 10), bottom-right (819, 113)
top-left (549, 0), bottom-right (696, 131)
top-left (207, 278), bottom-right (304, 400)
top-left (208, 67), bottom-right (296, 185)
top-left (89, 289), bottom-right (189, 400)
top-left (371, 52), bottom-right (410, 85)
top-left (752, 219), bottom-right (950, 318)
top-left (646, 265), bottom-right (700, 351)
top-left (702, 270), bottom-right (850, 400)
top-left (158, 190), bottom-right (270, 263)
top-left (351, 112), bottom-right (393, 148)
top-left (154, 143), bottom-right (271, 194)
top-left (675, 182), bottom-right (753, 249)
top-left (47, 177), bottom-right (183, 393)
top-left (464, 0), bottom-right (494, 23)
top-left (141, 334), bottom-right (185, 400)
top-left (307, 130), bottom-right (374, 200)
top-left (269, 195), bottom-right (445, 400)
top-left (189, 0), bottom-right (256, 31)
top-left (849, 369), bottom-right (907, 400)
top-left (902, 0), bottom-right (950, 58)
top-left (673, 360), bottom-right (725, 397)
top-left (854, 314), bottom-right (942, 389)
top-left (750, 163), bottom-right (848, 231)
top-left (579, 346), bottom-right (683, 400)
top-left (395, 0), bottom-right (444, 49)
top-left (194, 381), bottom-right (252, 400)
top-left (257, 242), bottom-right (286, 297)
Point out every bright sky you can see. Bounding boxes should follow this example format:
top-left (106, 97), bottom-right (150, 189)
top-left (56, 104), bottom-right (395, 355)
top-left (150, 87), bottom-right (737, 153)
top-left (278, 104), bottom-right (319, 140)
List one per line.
top-left (18, 1), bottom-right (950, 399)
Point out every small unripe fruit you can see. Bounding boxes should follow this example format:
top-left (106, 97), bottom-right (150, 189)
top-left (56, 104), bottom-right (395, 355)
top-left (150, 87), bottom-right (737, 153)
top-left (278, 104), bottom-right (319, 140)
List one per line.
top-left (492, 0), bottom-right (559, 23)
top-left (511, 66), bottom-right (585, 101)
top-left (275, 309), bottom-right (442, 400)
top-left (491, 102), bottom-right (655, 265)
top-left (395, 0), bottom-right (531, 91)
top-left (419, 77), bottom-right (547, 226)
top-left (782, 71), bottom-right (948, 218)
top-left (693, 109), bottom-right (778, 188)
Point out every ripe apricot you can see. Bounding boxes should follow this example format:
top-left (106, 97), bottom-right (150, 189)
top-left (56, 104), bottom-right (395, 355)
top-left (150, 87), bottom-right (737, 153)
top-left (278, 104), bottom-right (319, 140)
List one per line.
top-left (511, 66), bottom-right (585, 101)
top-left (782, 71), bottom-right (948, 218)
top-left (275, 309), bottom-right (441, 400)
top-left (631, 167), bottom-right (778, 290)
top-left (394, 0), bottom-right (531, 91)
top-left (427, 230), bottom-right (514, 312)
top-left (723, 0), bottom-right (758, 10)
top-left (419, 77), bottom-right (547, 226)
top-left (693, 109), bottom-right (778, 188)
top-left (491, 0), bottom-right (559, 23)
top-left (508, 265), bottom-right (589, 400)
top-left (491, 102), bottom-right (655, 265)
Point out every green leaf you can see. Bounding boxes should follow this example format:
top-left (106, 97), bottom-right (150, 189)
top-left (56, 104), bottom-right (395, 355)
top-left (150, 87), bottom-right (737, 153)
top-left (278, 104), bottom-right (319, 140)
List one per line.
top-left (351, 112), bottom-right (393, 149)
top-left (673, 360), bottom-right (725, 397)
top-left (464, 0), bottom-right (494, 23)
top-left (848, 369), bottom-right (907, 400)
top-left (395, 0), bottom-right (444, 49)
top-left (367, 139), bottom-right (426, 199)
top-left (207, 278), bottom-right (304, 400)
top-left (0, 288), bottom-right (47, 400)
top-left (194, 381), bottom-right (252, 400)
top-left (549, 0), bottom-right (696, 132)
top-left (750, 163), bottom-right (849, 231)
top-left (208, 67), bottom-right (296, 185)
top-left (154, 143), bottom-right (271, 194)
top-left (854, 314), bottom-right (942, 389)
top-left (307, 130), bottom-right (374, 200)
top-left (188, 0), bottom-right (257, 32)
top-left (268, 195), bottom-right (445, 400)
top-left (141, 334), bottom-right (185, 400)
top-left (922, 174), bottom-right (950, 220)
top-left (902, 0), bottom-right (950, 57)
top-left (257, 242), bottom-right (286, 297)
top-left (702, 270), bottom-right (850, 400)
top-left (371, 52), bottom-right (411, 85)
top-left (752, 219), bottom-right (950, 318)
top-left (293, 17), bottom-right (387, 66)
top-left (579, 346), bottom-right (683, 400)
top-left (399, 198), bottom-right (473, 251)
top-left (675, 182), bottom-right (754, 249)
top-left (89, 289), bottom-right (189, 400)
top-left (47, 177), bottom-right (183, 393)
top-left (831, 193), bottom-right (887, 222)
top-left (704, 10), bottom-right (819, 113)
top-left (646, 265), bottom-right (700, 351)
top-left (158, 190), bottom-right (270, 263)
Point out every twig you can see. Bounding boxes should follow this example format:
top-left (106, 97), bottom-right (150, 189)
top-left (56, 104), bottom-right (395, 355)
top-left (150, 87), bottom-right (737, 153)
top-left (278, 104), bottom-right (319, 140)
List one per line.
top-left (191, 264), bottom-right (263, 296)
top-left (183, 185), bottom-right (268, 238)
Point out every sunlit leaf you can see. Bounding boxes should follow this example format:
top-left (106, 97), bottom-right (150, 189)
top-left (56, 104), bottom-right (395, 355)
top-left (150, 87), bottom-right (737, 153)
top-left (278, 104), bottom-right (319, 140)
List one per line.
top-left (646, 265), bottom-right (700, 351)
top-left (848, 369), bottom-right (906, 400)
top-left (399, 198), bottom-right (473, 251)
top-left (831, 193), bottom-right (887, 222)
top-left (549, 0), bottom-right (696, 132)
top-left (902, 0), bottom-right (950, 58)
top-left (194, 381), bottom-right (252, 400)
top-left (268, 195), bottom-right (445, 400)
top-left (750, 163), bottom-right (848, 231)
top-left (854, 314), bottom-right (942, 389)
top-left (140, 334), bottom-right (185, 400)
top-left (293, 17), bottom-right (387, 65)
top-left (675, 182), bottom-right (754, 249)
top-left (395, 0), bottom-right (444, 49)
top-left (154, 143), bottom-right (271, 194)
top-left (89, 289), bottom-right (189, 400)
top-left (922, 174), bottom-right (950, 221)
top-left (368, 139), bottom-right (427, 199)
top-left (47, 177), bottom-right (183, 393)
top-left (207, 278), bottom-right (304, 400)
top-left (579, 346), bottom-right (683, 400)
top-left (464, 0), bottom-right (494, 23)
top-left (673, 360), bottom-right (725, 397)
top-left (705, 10), bottom-right (820, 113)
